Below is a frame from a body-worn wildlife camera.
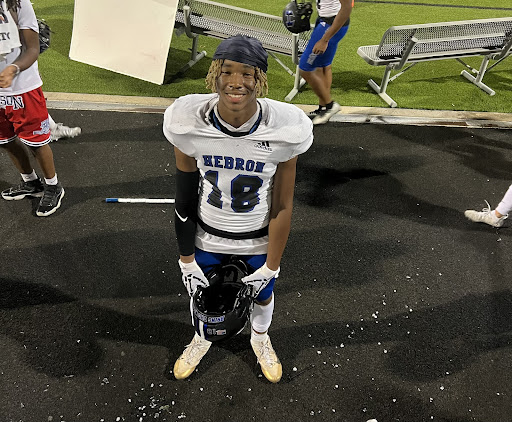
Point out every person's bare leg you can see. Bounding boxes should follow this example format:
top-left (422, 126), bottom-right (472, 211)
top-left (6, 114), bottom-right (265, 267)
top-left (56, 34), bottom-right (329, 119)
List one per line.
top-left (1, 138), bottom-right (33, 174)
top-left (324, 65), bottom-right (333, 98)
top-left (300, 68), bottom-right (332, 106)
top-left (30, 144), bottom-right (56, 179)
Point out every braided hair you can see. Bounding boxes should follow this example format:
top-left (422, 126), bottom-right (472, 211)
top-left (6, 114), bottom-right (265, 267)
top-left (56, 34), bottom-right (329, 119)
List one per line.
top-left (205, 59), bottom-right (269, 98)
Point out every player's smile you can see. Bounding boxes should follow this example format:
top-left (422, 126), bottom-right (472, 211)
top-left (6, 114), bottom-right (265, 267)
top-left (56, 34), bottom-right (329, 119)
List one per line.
top-left (226, 93), bottom-right (244, 99)
top-left (225, 92), bottom-right (245, 104)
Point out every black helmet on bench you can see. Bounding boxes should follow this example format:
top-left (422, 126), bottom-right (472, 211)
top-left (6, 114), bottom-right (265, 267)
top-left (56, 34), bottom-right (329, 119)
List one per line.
top-left (283, 0), bottom-right (313, 34)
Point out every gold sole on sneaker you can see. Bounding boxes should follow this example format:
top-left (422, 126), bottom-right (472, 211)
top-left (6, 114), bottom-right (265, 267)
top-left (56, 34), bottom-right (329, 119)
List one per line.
top-left (173, 359), bottom-right (196, 380)
top-left (260, 362), bottom-right (282, 383)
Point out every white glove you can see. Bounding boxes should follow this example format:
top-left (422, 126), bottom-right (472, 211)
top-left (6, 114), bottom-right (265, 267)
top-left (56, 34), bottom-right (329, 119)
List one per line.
top-left (242, 263), bottom-right (280, 297)
top-left (178, 259), bottom-right (209, 297)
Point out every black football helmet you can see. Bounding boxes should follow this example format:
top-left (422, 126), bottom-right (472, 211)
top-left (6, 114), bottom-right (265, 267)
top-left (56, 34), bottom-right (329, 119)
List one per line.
top-left (282, 0), bottom-right (313, 34)
top-left (192, 258), bottom-right (254, 342)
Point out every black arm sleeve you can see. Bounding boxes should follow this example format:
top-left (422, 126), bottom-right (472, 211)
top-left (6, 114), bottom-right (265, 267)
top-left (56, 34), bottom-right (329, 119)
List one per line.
top-left (174, 169), bottom-right (200, 256)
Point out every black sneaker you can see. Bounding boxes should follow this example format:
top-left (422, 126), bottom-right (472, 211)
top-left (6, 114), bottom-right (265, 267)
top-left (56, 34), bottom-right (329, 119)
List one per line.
top-left (36, 184), bottom-right (65, 217)
top-left (1, 178), bottom-right (44, 200)
top-left (307, 105), bottom-right (326, 119)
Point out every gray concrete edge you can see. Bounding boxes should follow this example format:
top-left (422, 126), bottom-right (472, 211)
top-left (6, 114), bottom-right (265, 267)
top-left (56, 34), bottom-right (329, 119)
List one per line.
top-left (45, 92), bottom-right (512, 129)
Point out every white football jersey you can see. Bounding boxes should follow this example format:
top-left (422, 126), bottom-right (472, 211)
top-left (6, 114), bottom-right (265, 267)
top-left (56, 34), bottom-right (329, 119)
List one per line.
top-left (163, 94), bottom-right (313, 254)
top-left (316, 0), bottom-right (341, 18)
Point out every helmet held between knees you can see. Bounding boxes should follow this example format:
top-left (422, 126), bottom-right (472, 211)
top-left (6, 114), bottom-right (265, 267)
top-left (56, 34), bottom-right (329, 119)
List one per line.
top-left (192, 258), bottom-right (253, 342)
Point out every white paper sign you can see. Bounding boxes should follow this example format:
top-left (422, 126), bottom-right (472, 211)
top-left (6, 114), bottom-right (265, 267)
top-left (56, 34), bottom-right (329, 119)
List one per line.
top-left (69, 0), bottom-right (178, 84)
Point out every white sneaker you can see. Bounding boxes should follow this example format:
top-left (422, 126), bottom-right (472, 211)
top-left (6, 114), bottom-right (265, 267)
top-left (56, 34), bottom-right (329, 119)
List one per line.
top-left (251, 335), bottom-right (282, 383)
top-left (173, 333), bottom-right (212, 380)
top-left (312, 102), bottom-right (340, 125)
top-left (50, 123), bottom-right (82, 142)
top-left (464, 200), bottom-right (508, 227)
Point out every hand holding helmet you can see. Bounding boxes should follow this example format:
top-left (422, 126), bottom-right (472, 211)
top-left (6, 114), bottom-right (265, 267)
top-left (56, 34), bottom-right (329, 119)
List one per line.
top-left (179, 259), bottom-right (209, 297)
top-left (242, 263), bottom-right (280, 297)
top-left (192, 259), bottom-right (253, 342)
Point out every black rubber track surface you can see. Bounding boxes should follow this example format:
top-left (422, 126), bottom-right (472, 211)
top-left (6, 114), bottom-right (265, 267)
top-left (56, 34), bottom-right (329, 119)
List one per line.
top-left (1, 109), bottom-right (511, 422)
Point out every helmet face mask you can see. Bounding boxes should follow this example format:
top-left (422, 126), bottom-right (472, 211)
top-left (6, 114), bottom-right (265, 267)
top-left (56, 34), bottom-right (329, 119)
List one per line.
top-left (192, 259), bottom-right (254, 342)
top-left (282, 0), bottom-right (313, 34)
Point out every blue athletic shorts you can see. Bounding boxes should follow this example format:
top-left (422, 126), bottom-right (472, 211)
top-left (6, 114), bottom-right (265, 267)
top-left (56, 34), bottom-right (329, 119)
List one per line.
top-left (194, 248), bottom-right (276, 302)
top-left (299, 18), bottom-right (349, 72)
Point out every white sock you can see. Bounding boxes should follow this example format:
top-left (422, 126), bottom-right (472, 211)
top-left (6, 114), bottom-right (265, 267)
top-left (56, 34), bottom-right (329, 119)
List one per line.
top-left (251, 294), bottom-right (274, 338)
top-left (21, 170), bottom-right (38, 182)
top-left (194, 332), bottom-right (212, 344)
top-left (44, 174), bottom-right (58, 186)
top-left (496, 184), bottom-right (512, 216)
top-left (251, 330), bottom-right (269, 342)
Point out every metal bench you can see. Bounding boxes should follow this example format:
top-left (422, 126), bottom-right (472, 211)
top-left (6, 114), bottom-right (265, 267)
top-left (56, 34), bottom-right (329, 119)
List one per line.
top-left (357, 17), bottom-right (512, 107)
top-left (173, 0), bottom-right (312, 101)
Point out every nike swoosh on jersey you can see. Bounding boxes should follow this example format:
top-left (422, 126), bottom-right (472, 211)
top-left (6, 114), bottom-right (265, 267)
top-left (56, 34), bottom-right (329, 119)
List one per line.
top-left (175, 209), bottom-right (188, 223)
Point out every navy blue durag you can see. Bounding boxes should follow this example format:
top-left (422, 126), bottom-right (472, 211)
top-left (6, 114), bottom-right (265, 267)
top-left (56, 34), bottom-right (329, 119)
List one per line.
top-left (212, 34), bottom-right (268, 72)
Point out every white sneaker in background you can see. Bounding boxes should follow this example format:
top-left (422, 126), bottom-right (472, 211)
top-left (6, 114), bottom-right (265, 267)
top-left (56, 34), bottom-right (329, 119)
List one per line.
top-left (50, 123), bottom-right (82, 142)
top-left (312, 102), bottom-right (340, 125)
top-left (464, 201), bottom-right (508, 227)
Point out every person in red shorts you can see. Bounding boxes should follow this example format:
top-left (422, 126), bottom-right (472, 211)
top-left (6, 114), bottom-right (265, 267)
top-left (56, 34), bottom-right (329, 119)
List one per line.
top-left (0, 0), bottom-right (64, 216)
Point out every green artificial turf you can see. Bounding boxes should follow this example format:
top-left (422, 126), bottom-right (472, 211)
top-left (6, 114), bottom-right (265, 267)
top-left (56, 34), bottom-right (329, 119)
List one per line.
top-left (34, 0), bottom-right (512, 112)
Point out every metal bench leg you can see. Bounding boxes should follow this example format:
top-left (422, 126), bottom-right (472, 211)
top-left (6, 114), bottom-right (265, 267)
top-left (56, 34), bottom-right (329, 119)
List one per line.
top-left (268, 52), bottom-right (305, 102)
top-left (461, 56), bottom-right (495, 96)
top-left (368, 65), bottom-right (397, 107)
top-left (285, 65), bottom-right (307, 102)
top-left (177, 34), bottom-right (207, 75)
top-left (268, 51), bottom-right (294, 76)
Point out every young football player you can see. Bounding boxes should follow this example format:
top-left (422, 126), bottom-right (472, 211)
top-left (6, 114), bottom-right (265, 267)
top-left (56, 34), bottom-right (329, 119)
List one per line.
top-left (300, 0), bottom-right (353, 125)
top-left (465, 184), bottom-right (511, 227)
top-left (163, 34), bottom-right (313, 383)
top-left (0, 0), bottom-right (64, 216)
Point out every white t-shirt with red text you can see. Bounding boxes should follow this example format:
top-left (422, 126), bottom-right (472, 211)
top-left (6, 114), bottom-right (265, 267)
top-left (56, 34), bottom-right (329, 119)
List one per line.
top-left (0, 0), bottom-right (42, 95)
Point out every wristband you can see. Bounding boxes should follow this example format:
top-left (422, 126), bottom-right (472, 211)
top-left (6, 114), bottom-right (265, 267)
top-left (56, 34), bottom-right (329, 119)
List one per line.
top-left (9, 64), bottom-right (20, 76)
